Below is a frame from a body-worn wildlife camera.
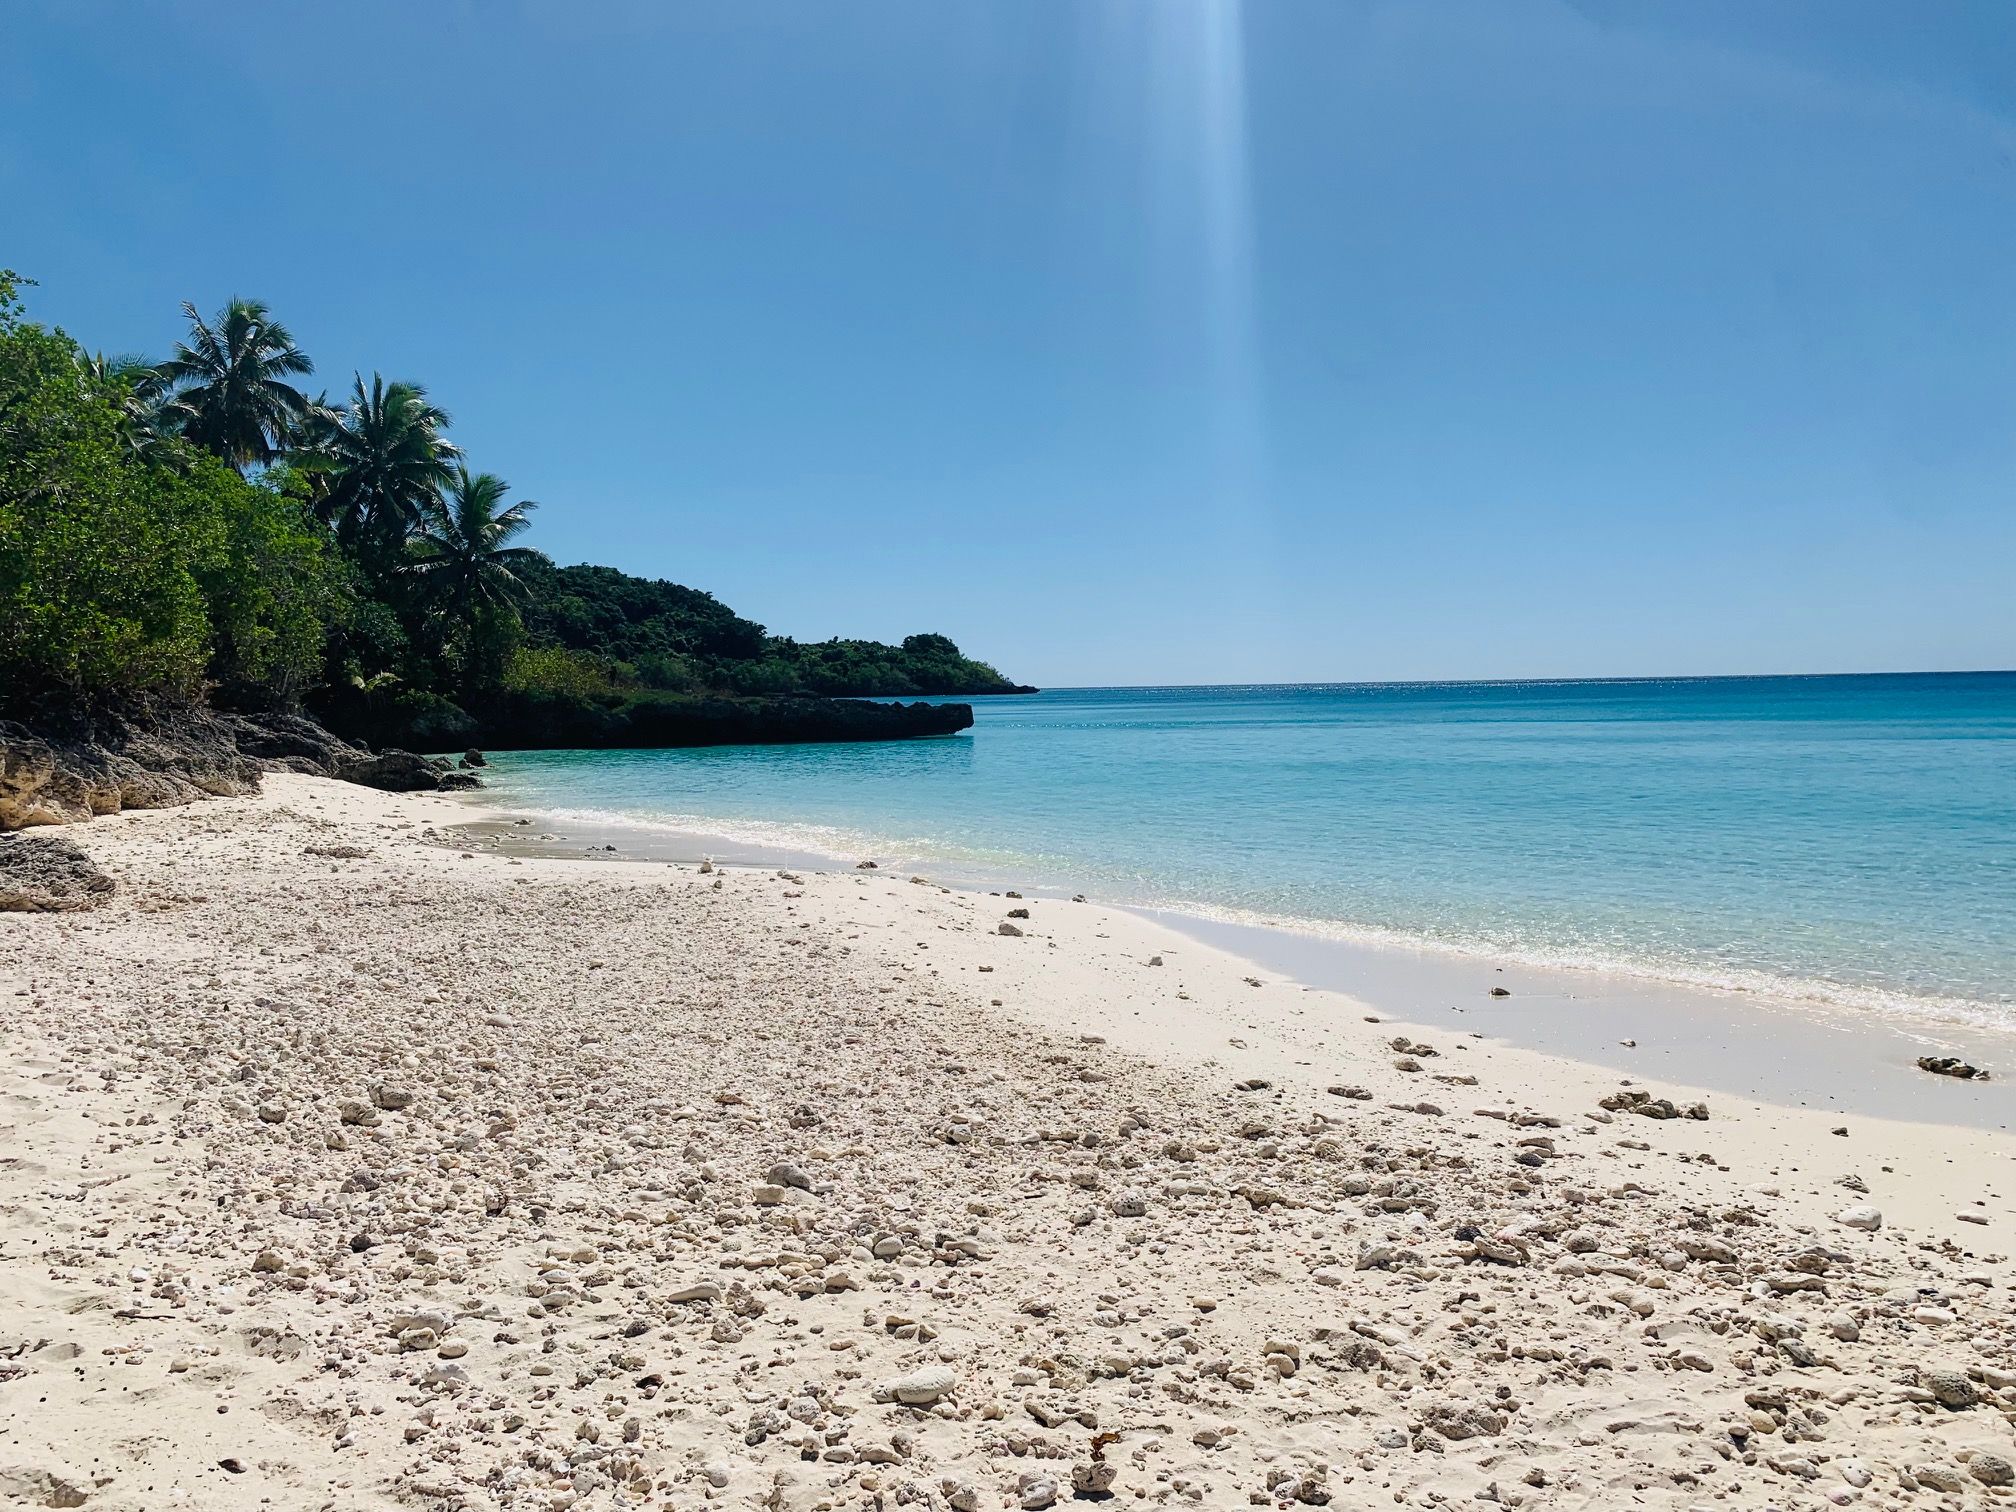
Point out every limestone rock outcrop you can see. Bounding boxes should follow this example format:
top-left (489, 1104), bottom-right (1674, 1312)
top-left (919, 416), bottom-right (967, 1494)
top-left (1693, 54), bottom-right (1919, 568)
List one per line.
top-left (0, 708), bottom-right (479, 830)
top-left (0, 831), bottom-right (115, 910)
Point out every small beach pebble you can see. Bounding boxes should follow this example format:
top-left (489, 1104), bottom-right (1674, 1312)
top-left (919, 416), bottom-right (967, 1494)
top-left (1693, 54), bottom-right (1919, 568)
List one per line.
top-left (872, 1365), bottom-right (956, 1405)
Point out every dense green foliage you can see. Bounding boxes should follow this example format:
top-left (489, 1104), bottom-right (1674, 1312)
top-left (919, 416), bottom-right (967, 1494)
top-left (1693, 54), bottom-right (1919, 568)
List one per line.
top-left (515, 561), bottom-right (1026, 698)
top-left (0, 274), bottom-right (332, 706)
top-left (0, 273), bottom-right (1027, 739)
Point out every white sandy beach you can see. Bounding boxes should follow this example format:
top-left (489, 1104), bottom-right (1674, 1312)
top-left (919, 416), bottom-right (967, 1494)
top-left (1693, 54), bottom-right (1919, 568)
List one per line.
top-left (4, 774), bottom-right (2014, 1511)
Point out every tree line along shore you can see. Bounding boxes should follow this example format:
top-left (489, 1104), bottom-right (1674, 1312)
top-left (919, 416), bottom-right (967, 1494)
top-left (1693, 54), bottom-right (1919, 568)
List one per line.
top-left (0, 268), bottom-right (1028, 771)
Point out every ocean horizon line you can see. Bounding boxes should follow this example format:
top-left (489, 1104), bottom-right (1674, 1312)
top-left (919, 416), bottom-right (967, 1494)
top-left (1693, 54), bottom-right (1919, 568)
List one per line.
top-left (989, 666), bottom-right (2016, 696)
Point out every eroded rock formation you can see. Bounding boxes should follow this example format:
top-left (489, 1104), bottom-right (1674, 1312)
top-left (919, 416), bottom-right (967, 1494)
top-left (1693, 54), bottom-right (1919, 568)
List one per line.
top-left (0, 831), bottom-right (115, 910)
top-left (0, 708), bottom-right (477, 830)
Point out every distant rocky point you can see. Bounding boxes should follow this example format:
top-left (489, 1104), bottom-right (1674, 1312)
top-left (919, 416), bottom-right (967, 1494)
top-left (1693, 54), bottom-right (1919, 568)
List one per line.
top-left (430, 693), bottom-right (975, 753)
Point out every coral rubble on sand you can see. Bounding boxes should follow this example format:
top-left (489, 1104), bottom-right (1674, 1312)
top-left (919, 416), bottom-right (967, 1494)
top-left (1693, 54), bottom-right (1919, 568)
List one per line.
top-left (0, 776), bottom-right (2011, 1510)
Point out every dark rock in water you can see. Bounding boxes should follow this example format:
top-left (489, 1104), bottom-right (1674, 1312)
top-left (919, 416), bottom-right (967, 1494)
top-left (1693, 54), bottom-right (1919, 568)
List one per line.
top-left (438, 770), bottom-right (481, 791)
top-left (398, 693), bottom-right (978, 751)
top-left (1488, 986), bottom-right (1512, 997)
top-left (334, 749), bottom-right (456, 793)
top-left (639, 695), bottom-right (975, 746)
top-left (460, 748), bottom-right (488, 768)
top-left (0, 832), bottom-right (115, 911)
top-left (1917, 1056), bottom-right (1990, 1081)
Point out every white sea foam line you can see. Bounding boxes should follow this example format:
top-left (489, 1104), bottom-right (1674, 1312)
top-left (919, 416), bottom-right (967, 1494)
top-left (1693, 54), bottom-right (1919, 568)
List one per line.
top-left (504, 804), bottom-right (874, 855)
top-left (1142, 898), bottom-right (2014, 1039)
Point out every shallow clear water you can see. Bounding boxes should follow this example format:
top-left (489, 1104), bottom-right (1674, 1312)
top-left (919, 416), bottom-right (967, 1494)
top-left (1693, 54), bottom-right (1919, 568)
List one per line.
top-left (462, 673), bottom-right (2016, 1026)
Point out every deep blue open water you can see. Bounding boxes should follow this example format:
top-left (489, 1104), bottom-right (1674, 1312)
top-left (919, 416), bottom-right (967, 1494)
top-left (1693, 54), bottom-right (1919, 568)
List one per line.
top-left (462, 673), bottom-right (2016, 1027)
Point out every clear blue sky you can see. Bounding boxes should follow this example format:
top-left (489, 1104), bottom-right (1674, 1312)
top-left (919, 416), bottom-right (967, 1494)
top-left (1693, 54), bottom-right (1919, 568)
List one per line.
top-left (7, 1), bottom-right (2013, 686)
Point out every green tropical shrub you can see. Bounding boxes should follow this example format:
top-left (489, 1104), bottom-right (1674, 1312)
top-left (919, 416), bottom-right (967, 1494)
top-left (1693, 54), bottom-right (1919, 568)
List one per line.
top-left (0, 272), bottom-right (336, 711)
top-left (501, 644), bottom-right (624, 700)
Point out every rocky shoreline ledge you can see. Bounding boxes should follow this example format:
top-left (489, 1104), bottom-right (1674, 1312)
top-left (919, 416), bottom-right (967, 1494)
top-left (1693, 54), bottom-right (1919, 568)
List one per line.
top-left (0, 775), bottom-right (2011, 1511)
top-left (0, 707), bottom-right (474, 832)
top-left (0, 694), bottom-right (975, 837)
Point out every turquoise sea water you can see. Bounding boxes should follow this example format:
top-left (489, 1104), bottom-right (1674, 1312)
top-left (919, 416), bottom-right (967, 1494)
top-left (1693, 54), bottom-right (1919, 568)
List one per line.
top-left (462, 674), bottom-right (2016, 1027)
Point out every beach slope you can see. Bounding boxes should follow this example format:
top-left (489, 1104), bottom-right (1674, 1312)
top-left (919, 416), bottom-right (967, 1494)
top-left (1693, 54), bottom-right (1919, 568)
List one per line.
top-left (2, 775), bottom-right (2011, 1510)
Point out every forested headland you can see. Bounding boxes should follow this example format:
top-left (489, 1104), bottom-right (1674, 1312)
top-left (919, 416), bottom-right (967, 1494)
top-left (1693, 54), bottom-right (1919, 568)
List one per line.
top-left (0, 270), bottom-right (1029, 756)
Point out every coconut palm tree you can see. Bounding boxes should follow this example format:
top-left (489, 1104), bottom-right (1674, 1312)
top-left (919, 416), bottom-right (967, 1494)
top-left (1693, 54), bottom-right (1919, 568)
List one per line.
top-left (406, 466), bottom-right (541, 621)
top-left (78, 349), bottom-right (160, 396)
top-left (77, 351), bottom-right (174, 461)
top-left (157, 298), bottom-right (314, 469)
top-left (303, 373), bottom-right (460, 561)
